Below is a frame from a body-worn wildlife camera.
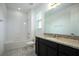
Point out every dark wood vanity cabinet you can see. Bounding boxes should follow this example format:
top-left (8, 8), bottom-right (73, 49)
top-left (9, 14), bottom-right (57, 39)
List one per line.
top-left (35, 37), bottom-right (39, 55)
top-left (38, 43), bottom-right (48, 56)
top-left (76, 49), bottom-right (79, 56)
top-left (35, 37), bottom-right (57, 56)
top-left (58, 52), bottom-right (67, 56)
top-left (58, 44), bottom-right (77, 56)
top-left (47, 47), bottom-right (57, 56)
top-left (35, 37), bottom-right (79, 56)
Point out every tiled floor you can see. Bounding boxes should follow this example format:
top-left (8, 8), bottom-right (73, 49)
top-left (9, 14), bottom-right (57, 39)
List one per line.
top-left (3, 45), bottom-right (36, 56)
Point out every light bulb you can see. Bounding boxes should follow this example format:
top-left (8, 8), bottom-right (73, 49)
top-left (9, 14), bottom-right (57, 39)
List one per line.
top-left (18, 8), bottom-right (21, 10)
top-left (24, 22), bottom-right (26, 25)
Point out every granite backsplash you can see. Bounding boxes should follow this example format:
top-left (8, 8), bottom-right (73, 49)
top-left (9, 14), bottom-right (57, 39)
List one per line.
top-left (44, 33), bottom-right (79, 40)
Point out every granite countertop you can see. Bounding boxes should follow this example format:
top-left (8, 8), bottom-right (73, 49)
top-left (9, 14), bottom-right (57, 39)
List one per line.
top-left (36, 35), bottom-right (79, 49)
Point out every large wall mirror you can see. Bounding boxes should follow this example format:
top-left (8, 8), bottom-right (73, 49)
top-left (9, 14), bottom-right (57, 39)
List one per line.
top-left (44, 3), bottom-right (79, 36)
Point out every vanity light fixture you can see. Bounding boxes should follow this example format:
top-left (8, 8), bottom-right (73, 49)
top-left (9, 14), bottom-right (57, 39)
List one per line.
top-left (18, 8), bottom-right (21, 10)
top-left (48, 3), bottom-right (61, 10)
top-left (24, 22), bottom-right (26, 25)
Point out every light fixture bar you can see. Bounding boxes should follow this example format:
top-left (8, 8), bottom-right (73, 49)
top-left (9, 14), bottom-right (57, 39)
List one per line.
top-left (48, 3), bottom-right (61, 10)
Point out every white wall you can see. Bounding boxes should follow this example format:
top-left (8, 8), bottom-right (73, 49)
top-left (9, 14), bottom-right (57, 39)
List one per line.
top-left (0, 3), bottom-right (7, 55)
top-left (5, 9), bottom-right (28, 50)
top-left (70, 4), bottom-right (79, 36)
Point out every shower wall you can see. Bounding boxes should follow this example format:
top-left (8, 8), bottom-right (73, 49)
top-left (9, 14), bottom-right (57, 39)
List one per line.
top-left (5, 9), bottom-right (28, 50)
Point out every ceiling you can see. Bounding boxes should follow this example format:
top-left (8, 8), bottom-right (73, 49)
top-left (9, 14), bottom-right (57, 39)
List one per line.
top-left (6, 3), bottom-right (44, 13)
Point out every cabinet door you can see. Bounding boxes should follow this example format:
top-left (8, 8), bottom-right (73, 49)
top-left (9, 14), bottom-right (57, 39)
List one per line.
top-left (58, 52), bottom-right (67, 56)
top-left (76, 49), bottom-right (79, 56)
top-left (47, 47), bottom-right (57, 56)
top-left (35, 39), bottom-right (39, 55)
top-left (39, 43), bottom-right (47, 56)
top-left (59, 44), bottom-right (77, 56)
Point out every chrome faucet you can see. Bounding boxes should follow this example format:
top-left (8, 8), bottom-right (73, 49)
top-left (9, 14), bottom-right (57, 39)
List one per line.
top-left (70, 33), bottom-right (75, 39)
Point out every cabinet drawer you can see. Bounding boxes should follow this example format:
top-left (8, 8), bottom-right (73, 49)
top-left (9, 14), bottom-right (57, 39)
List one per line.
top-left (59, 44), bottom-right (77, 55)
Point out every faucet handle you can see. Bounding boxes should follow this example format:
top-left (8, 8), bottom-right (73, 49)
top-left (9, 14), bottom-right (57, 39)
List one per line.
top-left (70, 33), bottom-right (75, 36)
